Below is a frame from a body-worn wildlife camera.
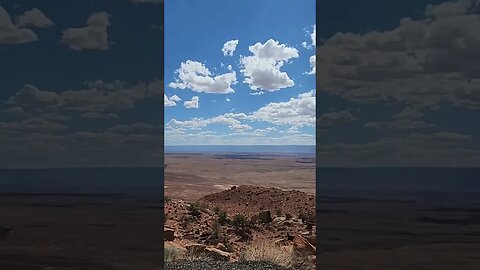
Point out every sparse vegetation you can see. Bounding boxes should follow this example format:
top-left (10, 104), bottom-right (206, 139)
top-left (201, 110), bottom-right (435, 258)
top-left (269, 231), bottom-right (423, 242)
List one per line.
top-left (232, 214), bottom-right (248, 231)
top-left (183, 250), bottom-right (215, 262)
top-left (188, 202), bottom-right (202, 218)
top-left (197, 201), bottom-right (209, 210)
top-left (164, 246), bottom-right (183, 262)
top-left (218, 210), bottom-right (228, 225)
top-left (210, 220), bottom-right (221, 240)
top-left (232, 214), bottom-right (251, 241)
top-left (240, 240), bottom-right (295, 268)
top-left (164, 185), bottom-right (316, 269)
top-left (298, 212), bottom-right (315, 228)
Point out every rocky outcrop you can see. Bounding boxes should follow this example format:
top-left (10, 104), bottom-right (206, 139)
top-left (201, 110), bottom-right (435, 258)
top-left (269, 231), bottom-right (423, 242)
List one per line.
top-left (258, 210), bottom-right (272, 223)
top-left (164, 186), bottom-right (316, 269)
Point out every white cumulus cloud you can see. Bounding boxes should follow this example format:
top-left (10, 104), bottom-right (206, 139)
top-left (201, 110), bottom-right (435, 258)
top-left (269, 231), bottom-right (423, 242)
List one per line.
top-left (304, 25), bottom-right (316, 74)
top-left (169, 60), bottom-right (237, 94)
top-left (252, 90), bottom-right (316, 126)
top-left (240, 39), bottom-right (299, 92)
top-left (184, 96), bottom-right (199, 109)
top-left (306, 55), bottom-right (316, 75)
top-left (311, 24), bottom-right (316, 47)
top-left (164, 94), bottom-right (181, 107)
top-left (222, 39), bottom-right (239, 56)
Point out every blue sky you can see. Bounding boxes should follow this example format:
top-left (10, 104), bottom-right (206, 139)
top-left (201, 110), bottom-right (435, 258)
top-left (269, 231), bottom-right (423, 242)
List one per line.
top-left (165, 0), bottom-right (316, 146)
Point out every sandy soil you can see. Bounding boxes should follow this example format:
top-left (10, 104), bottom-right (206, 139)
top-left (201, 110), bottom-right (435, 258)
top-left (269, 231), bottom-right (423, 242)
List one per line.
top-left (164, 153), bottom-right (315, 201)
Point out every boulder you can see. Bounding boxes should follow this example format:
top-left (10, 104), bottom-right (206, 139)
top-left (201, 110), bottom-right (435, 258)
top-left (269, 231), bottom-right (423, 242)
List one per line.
top-left (273, 216), bottom-right (286, 223)
top-left (216, 243), bottom-right (228, 252)
top-left (258, 210), bottom-right (272, 223)
top-left (205, 247), bottom-right (231, 261)
top-left (293, 234), bottom-right (316, 255)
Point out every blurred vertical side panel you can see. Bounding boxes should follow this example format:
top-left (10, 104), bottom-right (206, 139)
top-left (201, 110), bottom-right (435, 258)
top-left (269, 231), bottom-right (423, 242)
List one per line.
top-left (317, 0), bottom-right (480, 269)
top-left (0, 0), bottom-right (164, 269)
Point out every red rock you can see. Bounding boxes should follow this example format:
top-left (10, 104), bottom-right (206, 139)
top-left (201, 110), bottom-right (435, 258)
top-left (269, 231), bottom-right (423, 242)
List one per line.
top-left (205, 247), bottom-right (231, 261)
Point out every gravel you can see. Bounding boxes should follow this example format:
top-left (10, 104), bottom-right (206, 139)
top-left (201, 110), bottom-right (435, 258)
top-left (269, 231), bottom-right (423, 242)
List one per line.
top-left (165, 260), bottom-right (296, 270)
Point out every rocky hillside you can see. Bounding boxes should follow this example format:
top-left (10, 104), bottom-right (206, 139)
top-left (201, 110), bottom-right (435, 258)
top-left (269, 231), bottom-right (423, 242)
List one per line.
top-left (164, 185), bottom-right (316, 270)
top-left (197, 185), bottom-right (315, 218)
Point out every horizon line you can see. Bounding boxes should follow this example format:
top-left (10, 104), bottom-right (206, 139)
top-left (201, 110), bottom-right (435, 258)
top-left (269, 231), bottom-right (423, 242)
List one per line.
top-left (165, 144), bottom-right (316, 146)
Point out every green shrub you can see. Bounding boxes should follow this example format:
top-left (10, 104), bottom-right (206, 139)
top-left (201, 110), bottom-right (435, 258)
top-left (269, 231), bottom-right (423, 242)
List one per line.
top-left (298, 212), bottom-right (315, 227)
top-left (211, 220), bottom-right (221, 239)
top-left (232, 214), bottom-right (248, 230)
top-left (187, 202), bottom-right (201, 218)
top-left (218, 210), bottom-right (228, 225)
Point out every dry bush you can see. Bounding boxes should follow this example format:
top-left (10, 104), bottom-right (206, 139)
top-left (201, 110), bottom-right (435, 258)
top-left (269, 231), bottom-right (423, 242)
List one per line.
top-left (164, 243), bottom-right (216, 262)
top-left (164, 246), bottom-right (183, 262)
top-left (239, 239), bottom-right (295, 268)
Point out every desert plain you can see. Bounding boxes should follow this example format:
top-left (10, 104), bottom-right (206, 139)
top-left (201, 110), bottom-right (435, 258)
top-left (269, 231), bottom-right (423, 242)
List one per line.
top-left (164, 153), bottom-right (316, 201)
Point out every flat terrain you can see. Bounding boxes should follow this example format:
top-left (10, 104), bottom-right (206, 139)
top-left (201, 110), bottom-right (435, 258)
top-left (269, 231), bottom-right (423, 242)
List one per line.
top-left (164, 153), bottom-right (315, 201)
top-left (0, 194), bottom-right (163, 270)
top-left (316, 193), bottom-right (480, 269)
